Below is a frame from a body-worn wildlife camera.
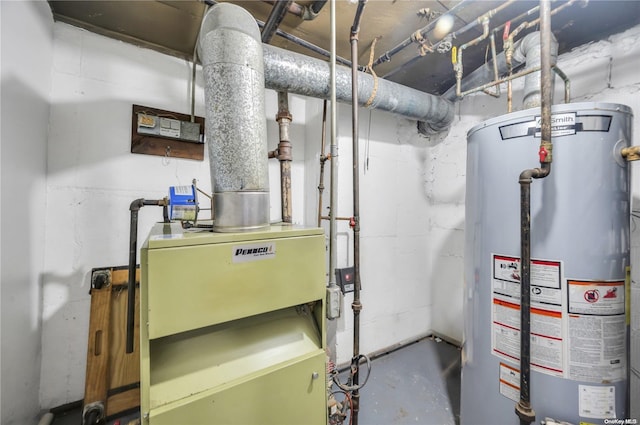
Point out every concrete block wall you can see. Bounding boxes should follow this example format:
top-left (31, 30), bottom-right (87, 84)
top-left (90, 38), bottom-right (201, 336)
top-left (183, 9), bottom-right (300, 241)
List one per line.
top-left (1, 2), bottom-right (53, 424)
top-left (303, 102), bottom-right (434, 364)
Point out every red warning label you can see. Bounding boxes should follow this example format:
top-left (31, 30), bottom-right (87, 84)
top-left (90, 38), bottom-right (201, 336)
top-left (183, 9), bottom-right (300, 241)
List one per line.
top-left (568, 280), bottom-right (624, 315)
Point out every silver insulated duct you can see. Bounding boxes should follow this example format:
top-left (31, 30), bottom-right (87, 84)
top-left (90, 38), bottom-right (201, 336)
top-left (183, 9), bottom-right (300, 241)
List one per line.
top-left (262, 45), bottom-right (454, 133)
top-left (198, 3), bottom-right (270, 232)
top-left (514, 31), bottom-right (558, 109)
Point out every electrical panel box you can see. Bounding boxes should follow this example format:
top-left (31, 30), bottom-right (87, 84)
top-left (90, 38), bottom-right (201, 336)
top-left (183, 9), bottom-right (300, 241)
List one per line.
top-left (137, 113), bottom-right (202, 143)
top-left (335, 267), bottom-right (355, 293)
top-left (131, 105), bottom-right (205, 161)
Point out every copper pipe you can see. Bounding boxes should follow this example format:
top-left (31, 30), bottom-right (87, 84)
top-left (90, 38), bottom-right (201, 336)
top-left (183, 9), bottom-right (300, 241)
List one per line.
top-left (552, 65), bottom-right (571, 103)
top-left (460, 65), bottom-right (542, 98)
top-left (321, 216), bottom-right (351, 221)
top-left (482, 33), bottom-right (501, 98)
top-left (454, 0), bottom-right (518, 98)
top-left (621, 146), bottom-right (640, 161)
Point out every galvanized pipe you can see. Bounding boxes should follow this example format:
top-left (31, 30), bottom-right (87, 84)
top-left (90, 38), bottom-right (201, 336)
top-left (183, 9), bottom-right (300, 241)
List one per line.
top-left (263, 0), bottom-right (326, 20)
top-left (199, 3), bottom-right (270, 232)
top-left (515, 1), bottom-right (553, 424)
top-left (350, 3), bottom-right (366, 423)
top-left (276, 91), bottom-right (293, 223)
top-left (318, 100), bottom-right (328, 227)
top-left (372, 0), bottom-right (472, 68)
top-left (263, 44), bottom-right (454, 133)
top-left (261, 0), bottom-right (293, 43)
top-left (328, 0), bottom-right (338, 293)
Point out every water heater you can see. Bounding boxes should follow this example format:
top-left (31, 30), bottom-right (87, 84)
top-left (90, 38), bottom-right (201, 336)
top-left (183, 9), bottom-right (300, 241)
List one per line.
top-left (462, 102), bottom-right (632, 424)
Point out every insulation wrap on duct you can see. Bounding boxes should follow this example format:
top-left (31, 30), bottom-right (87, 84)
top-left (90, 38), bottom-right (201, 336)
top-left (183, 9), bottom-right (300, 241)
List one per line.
top-left (198, 3), bottom-right (270, 232)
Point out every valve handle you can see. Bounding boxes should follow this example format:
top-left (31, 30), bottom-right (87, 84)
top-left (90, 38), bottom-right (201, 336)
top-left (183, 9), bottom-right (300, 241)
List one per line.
top-left (503, 21), bottom-right (511, 41)
top-left (539, 146), bottom-right (548, 163)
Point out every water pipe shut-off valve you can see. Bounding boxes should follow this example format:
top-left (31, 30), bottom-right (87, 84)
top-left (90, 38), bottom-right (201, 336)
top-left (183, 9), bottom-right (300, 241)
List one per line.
top-left (539, 142), bottom-right (552, 163)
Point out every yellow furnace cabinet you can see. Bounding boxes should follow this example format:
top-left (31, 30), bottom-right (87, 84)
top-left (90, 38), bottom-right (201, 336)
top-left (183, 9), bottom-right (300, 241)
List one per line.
top-left (139, 223), bottom-right (327, 425)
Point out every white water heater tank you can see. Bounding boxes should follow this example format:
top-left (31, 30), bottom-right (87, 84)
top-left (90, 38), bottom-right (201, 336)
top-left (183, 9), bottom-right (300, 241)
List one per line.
top-left (462, 102), bottom-right (632, 424)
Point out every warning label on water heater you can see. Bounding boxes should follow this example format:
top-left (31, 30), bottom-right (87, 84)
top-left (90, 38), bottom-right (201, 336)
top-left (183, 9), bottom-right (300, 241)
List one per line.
top-left (568, 279), bottom-right (626, 383)
top-left (491, 254), bottom-right (564, 377)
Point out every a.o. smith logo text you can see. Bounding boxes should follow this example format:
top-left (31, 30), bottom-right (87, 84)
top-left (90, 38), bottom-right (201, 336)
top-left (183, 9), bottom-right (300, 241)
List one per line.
top-left (232, 243), bottom-right (276, 263)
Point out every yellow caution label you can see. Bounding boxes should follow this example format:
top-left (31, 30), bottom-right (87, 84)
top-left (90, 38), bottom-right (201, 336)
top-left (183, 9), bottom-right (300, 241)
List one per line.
top-left (580, 422), bottom-right (599, 425)
top-left (451, 46), bottom-right (457, 64)
top-left (138, 114), bottom-right (156, 128)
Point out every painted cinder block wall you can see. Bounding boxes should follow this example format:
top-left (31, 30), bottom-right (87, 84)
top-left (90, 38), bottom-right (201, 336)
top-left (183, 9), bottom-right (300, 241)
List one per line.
top-left (1, 1), bottom-right (53, 424)
top-left (2, 2), bottom-right (638, 421)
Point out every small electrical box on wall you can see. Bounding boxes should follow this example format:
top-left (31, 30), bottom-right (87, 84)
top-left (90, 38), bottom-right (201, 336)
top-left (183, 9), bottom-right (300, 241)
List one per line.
top-left (335, 267), bottom-right (355, 293)
top-left (131, 104), bottom-right (205, 161)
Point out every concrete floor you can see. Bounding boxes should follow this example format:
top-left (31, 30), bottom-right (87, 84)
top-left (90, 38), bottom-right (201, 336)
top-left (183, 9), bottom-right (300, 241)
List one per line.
top-left (337, 337), bottom-right (461, 425)
top-left (50, 337), bottom-right (461, 425)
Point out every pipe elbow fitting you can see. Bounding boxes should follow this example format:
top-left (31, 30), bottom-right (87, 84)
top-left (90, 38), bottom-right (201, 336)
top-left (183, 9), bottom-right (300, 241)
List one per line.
top-left (129, 198), bottom-right (145, 211)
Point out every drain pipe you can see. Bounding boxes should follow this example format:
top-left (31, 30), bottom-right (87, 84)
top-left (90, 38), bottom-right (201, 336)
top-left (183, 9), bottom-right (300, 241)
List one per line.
top-left (350, 2), bottom-right (366, 424)
top-left (515, 1), bottom-right (553, 424)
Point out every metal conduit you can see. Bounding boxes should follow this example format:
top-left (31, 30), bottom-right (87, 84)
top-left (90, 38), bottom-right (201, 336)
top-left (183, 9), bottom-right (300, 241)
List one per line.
top-left (262, 44), bottom-right (454, 133)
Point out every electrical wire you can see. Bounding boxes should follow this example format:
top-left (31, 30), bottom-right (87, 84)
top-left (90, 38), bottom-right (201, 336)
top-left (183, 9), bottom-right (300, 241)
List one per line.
top-left (331, 354), bottom-right (372, 392)
top-left (329, 390), bottom-right (353, 425)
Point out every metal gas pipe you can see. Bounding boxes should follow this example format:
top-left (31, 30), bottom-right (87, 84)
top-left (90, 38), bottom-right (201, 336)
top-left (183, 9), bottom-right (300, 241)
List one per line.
top-left (515, 1), bottom-right (553, 424)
